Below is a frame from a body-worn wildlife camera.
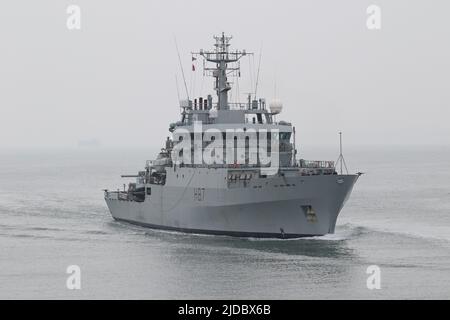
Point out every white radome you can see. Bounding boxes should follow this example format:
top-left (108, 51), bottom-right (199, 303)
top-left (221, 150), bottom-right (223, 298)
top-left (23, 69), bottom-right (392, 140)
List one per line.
top-left (269, 99), bottom-right (283, 114)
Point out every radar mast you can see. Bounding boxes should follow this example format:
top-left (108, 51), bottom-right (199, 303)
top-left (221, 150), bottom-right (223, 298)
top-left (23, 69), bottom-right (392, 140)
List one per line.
top-left (193, 33), bottom-right (250, 110)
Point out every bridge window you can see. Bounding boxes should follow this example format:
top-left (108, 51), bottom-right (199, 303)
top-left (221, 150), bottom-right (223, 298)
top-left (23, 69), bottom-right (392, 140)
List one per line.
top-left (279, 132), bottom-right (291, 140)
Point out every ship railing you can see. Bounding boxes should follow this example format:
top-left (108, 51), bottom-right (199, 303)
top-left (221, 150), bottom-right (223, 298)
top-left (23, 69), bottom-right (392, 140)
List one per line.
top-left (175, 162), bottom-right (336, 176)
top-left (187, 102), bottom-right (264, 111)
top-left (104, 190), bottom-right (129, 201)
top-left (297, 160), bottom-right (336, 176)
top-left (298, 160), bottom-right (335, 169)
top-left (176, 163), bottom-right (269, 169)
top-left (228, 103), bottom-right (249, 110)
top-left (174, 160), bottom-right (336, 169)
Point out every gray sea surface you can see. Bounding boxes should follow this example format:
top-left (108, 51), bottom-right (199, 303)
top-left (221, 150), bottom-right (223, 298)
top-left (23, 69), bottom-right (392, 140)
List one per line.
top-left (0, 146), bottom-right (449, 299)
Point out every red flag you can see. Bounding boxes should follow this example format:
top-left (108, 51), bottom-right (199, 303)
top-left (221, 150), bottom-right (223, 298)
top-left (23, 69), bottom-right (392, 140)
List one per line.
top-left (192, 64), bottom-right (195, 71)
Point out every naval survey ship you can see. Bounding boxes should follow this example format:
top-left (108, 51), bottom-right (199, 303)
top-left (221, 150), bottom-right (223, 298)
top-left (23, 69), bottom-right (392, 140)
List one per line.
top-left (104, 34), bottom-right (360, 238)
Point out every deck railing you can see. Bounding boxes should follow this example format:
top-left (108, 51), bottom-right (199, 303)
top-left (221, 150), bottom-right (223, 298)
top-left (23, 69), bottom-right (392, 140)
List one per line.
top-left (298, 160), bottom-right (335, 169)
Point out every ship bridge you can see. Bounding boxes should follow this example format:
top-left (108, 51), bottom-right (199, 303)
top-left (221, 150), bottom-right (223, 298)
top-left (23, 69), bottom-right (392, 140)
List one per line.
top-left (167, 33), bottom-right (296, 168)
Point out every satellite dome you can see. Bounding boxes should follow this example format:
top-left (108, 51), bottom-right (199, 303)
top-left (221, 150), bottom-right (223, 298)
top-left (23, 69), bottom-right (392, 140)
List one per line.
top-left (269, 99), bottom-right (283, 114)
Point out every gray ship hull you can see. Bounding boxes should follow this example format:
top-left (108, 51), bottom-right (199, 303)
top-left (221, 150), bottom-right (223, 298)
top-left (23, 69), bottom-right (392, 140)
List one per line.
top-left (105, 168), bottom-right (359, 238)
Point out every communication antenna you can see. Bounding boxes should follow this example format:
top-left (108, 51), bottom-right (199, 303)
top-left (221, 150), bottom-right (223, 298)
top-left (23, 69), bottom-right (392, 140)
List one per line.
top-left (336, 132), bottom-right (349, 174)
top-left (176, 73), bottom-right (188, 123)
top-left (292, 126), bottom-right (297, 166)
top-left (248, 57), bottom-right (254, 97)
top-left (274, 73), bottom-right (277, 99)
top-left (175, 74), bottom-right (181, 102)
top-left (254, 43), bottom-right (263, 99)
top-left (174, 36), bottom-right (190, 100)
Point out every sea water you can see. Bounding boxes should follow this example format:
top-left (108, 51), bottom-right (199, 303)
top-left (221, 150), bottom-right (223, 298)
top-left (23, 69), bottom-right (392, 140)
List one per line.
top-left (0, 146), bottom-right (449, 299)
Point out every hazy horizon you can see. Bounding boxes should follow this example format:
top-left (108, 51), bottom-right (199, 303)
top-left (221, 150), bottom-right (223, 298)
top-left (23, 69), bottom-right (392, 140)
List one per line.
top-left (1, 0), bottom-right (449, 149)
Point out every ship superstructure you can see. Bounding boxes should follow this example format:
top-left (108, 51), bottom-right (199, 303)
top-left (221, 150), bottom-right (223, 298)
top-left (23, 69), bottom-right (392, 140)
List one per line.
top-left (104, 34), bottom-right (359, 238)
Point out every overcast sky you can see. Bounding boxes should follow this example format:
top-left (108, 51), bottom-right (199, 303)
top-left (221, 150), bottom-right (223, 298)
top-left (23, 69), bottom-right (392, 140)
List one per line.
top-left (0, 0), bottom-right (449, 148)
